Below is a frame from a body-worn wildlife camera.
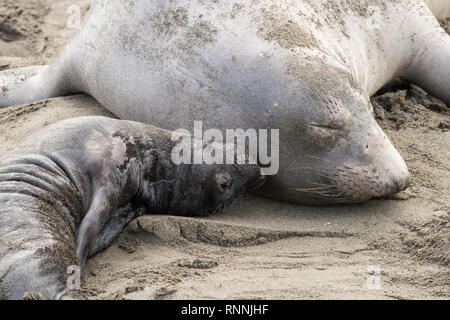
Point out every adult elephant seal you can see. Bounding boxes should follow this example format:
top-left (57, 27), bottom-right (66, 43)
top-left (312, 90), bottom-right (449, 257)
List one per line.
top-left (1, 0), bottom-right (449, 204)
top-left (0, 116), bottom-right (264, 300)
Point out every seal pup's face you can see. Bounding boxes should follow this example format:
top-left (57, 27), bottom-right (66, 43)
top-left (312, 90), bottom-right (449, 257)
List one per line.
top-left (257, 92), bottom-right (410, 205)
top-left (169, 164), bottom-right (265, 216)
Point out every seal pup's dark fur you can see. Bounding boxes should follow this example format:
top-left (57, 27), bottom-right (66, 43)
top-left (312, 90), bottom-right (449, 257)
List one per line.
top-left (0, 116), bottom-right (264, 300)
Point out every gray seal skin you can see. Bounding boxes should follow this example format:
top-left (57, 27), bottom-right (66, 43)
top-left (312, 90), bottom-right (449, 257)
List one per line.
top-left (1, 0), bottom-right (450, 204)
top-left (0, 116), bottom-right (264, 300)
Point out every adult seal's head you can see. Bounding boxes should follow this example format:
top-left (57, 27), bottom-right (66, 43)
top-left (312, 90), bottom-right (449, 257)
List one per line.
top-left (1, 0), bottom-right (449, 204)
top-left (0, 116), bottom-right (264, 300)
top-left (256, 93), bottom-right (411, 205)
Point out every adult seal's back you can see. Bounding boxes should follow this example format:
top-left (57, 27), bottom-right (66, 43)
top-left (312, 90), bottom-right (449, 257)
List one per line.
top-left (1, 0), bottom-right (449, 204)
top-left (0, 116), bottom-right (264, 300)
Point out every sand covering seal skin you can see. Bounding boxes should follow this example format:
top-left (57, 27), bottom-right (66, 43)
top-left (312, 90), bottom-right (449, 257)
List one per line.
top-left (0, 1), bottom-right (448, 299)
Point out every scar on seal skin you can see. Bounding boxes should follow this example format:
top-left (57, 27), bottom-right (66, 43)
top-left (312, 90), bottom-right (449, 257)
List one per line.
top-left (0, 116), bottom-right (265, 300)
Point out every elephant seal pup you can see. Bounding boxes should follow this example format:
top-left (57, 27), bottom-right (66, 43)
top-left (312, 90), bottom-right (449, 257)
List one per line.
top-left (1, 0), bottom-right (449, 204)
top-left (0, 116), bottom-right (264, 300)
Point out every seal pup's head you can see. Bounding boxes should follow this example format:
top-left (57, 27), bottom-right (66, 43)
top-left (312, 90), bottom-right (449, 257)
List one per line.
top-left (157, 137), bottom-right (265, 216)
top-left (169, 163), bottom-right (265, 216)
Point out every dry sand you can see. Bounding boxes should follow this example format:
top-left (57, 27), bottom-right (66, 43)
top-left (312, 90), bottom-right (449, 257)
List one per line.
top-left (0, 0), bottom-right (448, 300)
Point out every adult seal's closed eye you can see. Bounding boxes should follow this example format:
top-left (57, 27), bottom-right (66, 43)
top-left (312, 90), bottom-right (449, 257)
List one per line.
top-left (1, 0), bottom-right (449, 204)
top-left (0, 116), bottom-right (264, 300)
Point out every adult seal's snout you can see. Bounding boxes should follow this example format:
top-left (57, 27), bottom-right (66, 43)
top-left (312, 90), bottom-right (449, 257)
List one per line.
top-left (390, 171), bottom-right (411, 194)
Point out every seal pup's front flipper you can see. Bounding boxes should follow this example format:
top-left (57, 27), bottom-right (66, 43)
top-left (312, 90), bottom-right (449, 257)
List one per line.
top-left (89, 204), bottom-right (145, 257)
top-left (76, 185), bottom-right (120, 268)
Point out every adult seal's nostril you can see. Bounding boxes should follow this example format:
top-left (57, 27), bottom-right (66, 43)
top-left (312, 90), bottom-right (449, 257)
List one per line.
top-left (389, 170), bottom-right (411, 193)
top-left (398, 172), bottom-right (411, 191)
top-left (391, 177), bottom-right (401, 193)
